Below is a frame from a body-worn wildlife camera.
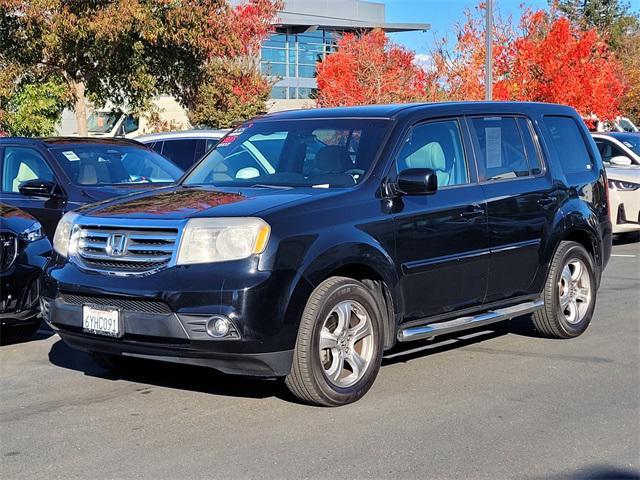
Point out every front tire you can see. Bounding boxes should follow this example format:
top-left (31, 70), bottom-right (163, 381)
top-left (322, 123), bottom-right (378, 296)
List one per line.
top-left (285, 277), bottom-right (384, 406)
top-left (532, 241), bottom-right (597, 338)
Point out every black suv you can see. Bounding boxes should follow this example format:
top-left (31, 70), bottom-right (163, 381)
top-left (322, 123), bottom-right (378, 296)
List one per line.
top-left (42, 102), bottom-right (612, 406)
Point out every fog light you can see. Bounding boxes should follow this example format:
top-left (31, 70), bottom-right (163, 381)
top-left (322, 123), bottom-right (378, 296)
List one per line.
top-left (206, 315), bottom-right (232, 338)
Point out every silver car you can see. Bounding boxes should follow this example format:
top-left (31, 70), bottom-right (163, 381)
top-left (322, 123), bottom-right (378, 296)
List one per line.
top-left (592, 132), bottom-right (640, 237)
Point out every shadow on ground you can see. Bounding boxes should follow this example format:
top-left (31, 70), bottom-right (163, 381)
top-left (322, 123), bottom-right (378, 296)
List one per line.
top-left (47, 338), bottom-right (292, 402)
top-left (0, 322), bottom-right (56, 347)
top-left (612, 232), bottom-right (640, 246)
top-left (545, 464), bottom-right (640, 480)
top-left (47, 315), bottom-right (543, 402)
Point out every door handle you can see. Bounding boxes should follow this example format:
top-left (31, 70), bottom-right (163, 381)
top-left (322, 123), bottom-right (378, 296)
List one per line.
top-left (460, 205), bottom-right (484, 219)
top-left (537, 196), bottom-right (557, 207)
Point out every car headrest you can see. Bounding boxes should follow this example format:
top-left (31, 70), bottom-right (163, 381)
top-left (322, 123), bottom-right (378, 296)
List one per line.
top-left (314, 145), bottom-right (352, 173)
top-left (78, 163), bottom-right (98, 185)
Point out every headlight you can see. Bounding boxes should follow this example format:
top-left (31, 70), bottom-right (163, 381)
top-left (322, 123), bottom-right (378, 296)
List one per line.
top-left (176, 217), bottom-right (270, 265)
top-left (53, 212), bottom-right (80, 257)
top-left (608, 179), bottom-right (640, 191)
top-left (20, 222), bottom-right (44, 242)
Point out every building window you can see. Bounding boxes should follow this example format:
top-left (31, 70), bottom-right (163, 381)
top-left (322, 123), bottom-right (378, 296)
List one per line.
top-left (298, 64), bottom-right (317, 78)
top-left (270, 86), bottom-right (287, 99)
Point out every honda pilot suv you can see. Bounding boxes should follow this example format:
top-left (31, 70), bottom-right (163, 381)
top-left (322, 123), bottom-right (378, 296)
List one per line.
top-left (42, 102), bottom-right (612, 406)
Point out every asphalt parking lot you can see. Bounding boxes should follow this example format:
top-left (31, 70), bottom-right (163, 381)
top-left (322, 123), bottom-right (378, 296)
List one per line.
top-left (1, 240), bottom-right (639, 480)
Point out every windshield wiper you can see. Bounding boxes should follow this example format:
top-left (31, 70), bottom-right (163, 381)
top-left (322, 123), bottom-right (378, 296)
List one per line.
top-left (248, 183), bottom-right (293, 190)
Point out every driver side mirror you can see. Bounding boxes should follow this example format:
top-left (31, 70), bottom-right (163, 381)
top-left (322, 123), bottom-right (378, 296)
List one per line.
top-left (610, 156), bottom-right (632, 167)
top-left (395, 168), bottom-right (438, 196)
top-left (18, 179), bottom-right (62, 198)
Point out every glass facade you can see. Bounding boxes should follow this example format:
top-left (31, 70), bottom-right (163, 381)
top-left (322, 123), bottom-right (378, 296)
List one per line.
top-left (260, 29), bottom-right (338, 100)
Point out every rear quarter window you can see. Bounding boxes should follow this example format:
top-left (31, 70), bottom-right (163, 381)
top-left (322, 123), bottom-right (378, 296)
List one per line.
top-left (542, 116), bottom-right (594, 174)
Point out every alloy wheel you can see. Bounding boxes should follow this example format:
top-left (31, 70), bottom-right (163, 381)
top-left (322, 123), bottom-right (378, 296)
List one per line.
top-left (319, 300), bottom-right (374, 388)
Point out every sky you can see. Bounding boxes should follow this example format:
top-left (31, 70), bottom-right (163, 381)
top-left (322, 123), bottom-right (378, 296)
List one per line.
top-left (381, 0), bottom-right (549, 57)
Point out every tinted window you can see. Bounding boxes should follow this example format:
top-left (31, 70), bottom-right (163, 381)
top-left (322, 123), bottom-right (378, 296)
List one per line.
top-left (396, 119), bottom-right (469, 187)
top-left (595, 139), bottom-right (626, 163)
top-left (49, 145), bottom-right (183, 185)
top-left (470, 116), bottom-right (534, 181)
top-left (2, 147), bottom-right (55, 192)
top-left (543, 116), bottom-right (593, 174)
top-left (614, 135), bottom-right (640, 156)
top-left (161, 139), bottom-right (198, 170)
top-left (150, 141), bottom-right (163, 153)
top-left (184, 119), bottom-right (390, 188)
top-left (516, 117), bottom-right (543, 175)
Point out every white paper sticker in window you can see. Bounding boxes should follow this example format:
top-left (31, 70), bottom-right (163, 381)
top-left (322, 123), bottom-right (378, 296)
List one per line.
top-left (485, 127), bottom-right (502, 168)
top-left (61, 151), bottom-right (80, 161)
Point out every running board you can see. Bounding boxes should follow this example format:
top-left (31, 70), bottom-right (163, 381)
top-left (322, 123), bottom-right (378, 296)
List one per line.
top-left (397, 299), bottom-right (544, 342)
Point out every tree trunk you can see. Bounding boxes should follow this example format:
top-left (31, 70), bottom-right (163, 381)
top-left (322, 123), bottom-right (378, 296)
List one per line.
top-left (73, 81), bottom-right (88, 136)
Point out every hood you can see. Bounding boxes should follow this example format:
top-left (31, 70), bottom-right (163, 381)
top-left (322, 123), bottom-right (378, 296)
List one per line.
top-left (0, 203), bottom-right (39, 234)
top-left (79, 185), bottom-right (317, 220)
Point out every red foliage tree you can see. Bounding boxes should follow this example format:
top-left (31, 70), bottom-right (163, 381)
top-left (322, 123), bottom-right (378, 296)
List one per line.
top-left (431, 4), bottom-right (627, 122)
top-left (495, 11), bottom-right (627, 123)
top-left (316, 29), bottom-right (430, 107)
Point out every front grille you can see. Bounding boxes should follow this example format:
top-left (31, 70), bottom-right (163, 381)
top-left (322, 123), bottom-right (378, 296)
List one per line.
top-left (59, 293), bottom-right (172, 314)
top-left (1, 232), bottom-right (18, 271)
top-left (74, 225), bottom-right (178, 275)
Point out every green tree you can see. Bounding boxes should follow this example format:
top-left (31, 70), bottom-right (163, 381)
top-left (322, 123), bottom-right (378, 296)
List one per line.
top-left (552, 0), bottom-right (639, 49)
top-left (0, 0), bottom-right (279, 136)
top-left (1, 80), bottom-right (70, 136)
top-left (187, 58), bottom-right (272, 128)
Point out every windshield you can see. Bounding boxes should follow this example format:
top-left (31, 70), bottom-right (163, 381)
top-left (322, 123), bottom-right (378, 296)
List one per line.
top-left (183, 119), bottom-right (390, 188)
top-left (618, 118), bottom-right (638, 133)
top-left (50, 144), bottom-right (184, 186)
top-left (617, 135), bottom-right (640, 156)
top-left (87, 111), bottom-right (122, 133)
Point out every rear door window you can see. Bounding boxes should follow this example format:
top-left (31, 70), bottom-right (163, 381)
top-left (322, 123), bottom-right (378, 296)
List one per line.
top-left (542, 116), bottom-right (593, 174)
top-left (469, 116), bottom-right (541, 181)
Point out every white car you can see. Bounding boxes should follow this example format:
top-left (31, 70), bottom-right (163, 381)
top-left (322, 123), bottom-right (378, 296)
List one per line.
top-left (136, 130), bottom-right (228, 170)
top-left (592, 133), bottom-right (640, 237)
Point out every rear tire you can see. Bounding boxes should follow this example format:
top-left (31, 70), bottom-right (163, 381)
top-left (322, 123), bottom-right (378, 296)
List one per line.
top-left (285, 277), bottom-right (384, 406)
top-left (532, 241), bottom-right (597, 338)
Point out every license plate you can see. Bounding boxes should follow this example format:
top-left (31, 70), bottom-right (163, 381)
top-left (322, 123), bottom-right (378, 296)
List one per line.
top-left (82, 305), bottom-right (121, 337)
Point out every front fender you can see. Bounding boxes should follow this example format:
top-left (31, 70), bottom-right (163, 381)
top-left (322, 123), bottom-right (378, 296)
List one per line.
top-left (267, 223), bottom-right (401, 351)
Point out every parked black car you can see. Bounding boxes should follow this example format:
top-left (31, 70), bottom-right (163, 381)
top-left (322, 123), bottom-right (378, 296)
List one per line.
top-left (42, 102), bottom-right (612, 406)
top-left (0, 137), bottom-right (184, 238)
top-left (1, 203), bottom-right (51, 344)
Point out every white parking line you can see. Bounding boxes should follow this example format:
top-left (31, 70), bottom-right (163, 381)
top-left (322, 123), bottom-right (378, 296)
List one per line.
top-left (611, 254), bottom-right (637, 257)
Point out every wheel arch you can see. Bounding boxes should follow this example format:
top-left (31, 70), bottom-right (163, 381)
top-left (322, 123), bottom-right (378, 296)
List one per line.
top-left (284, 242), bottom-right (402, 351)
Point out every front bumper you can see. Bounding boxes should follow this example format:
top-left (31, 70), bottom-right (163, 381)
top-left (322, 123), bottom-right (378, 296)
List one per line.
top-left (609, 189), bottom-right (640, 234)
top-left (42, 257), bottom-right (307, 377)
top-left (0, 307), bottom-right (40, 328)
top-left (1, 237), bottom-right (49, 328)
